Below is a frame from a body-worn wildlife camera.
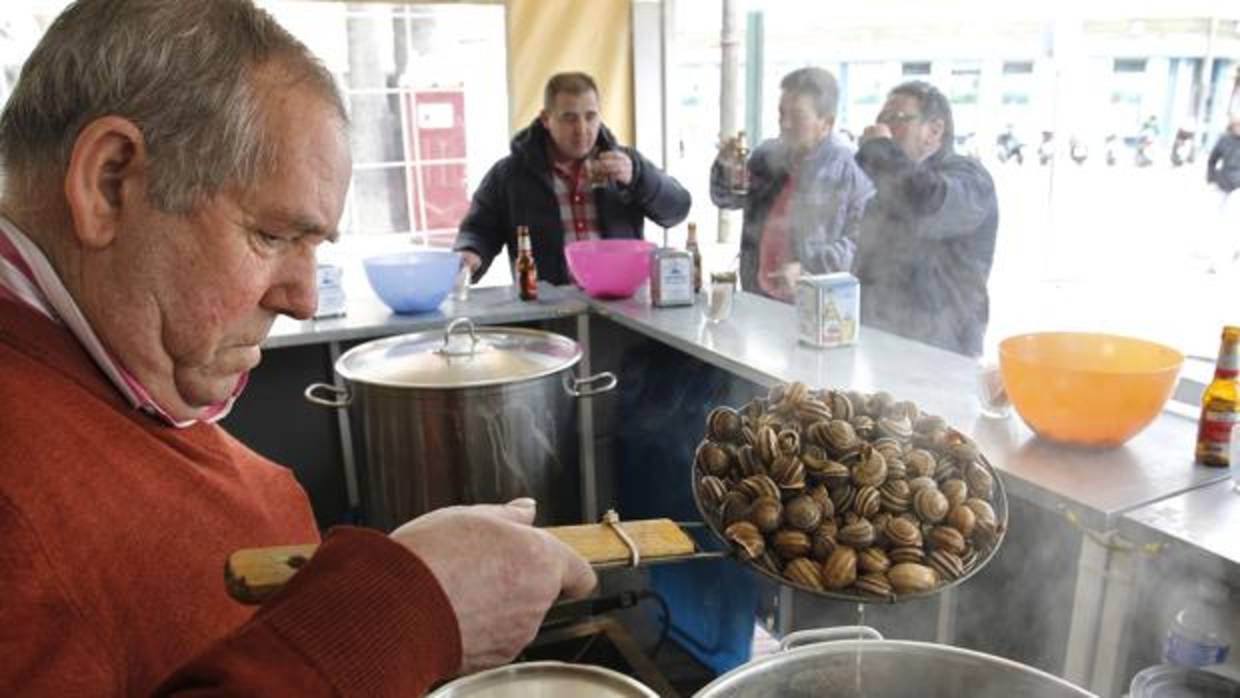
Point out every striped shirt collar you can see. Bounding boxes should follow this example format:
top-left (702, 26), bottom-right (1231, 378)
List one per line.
top-left (0, 214), bottom-right (244, 428)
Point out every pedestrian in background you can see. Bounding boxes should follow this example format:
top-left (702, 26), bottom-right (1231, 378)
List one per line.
top-left (710, 67), bottom-right (873, 302)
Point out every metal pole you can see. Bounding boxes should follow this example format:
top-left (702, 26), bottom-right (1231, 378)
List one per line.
top-left (717, 0), bottom-right (740, 244)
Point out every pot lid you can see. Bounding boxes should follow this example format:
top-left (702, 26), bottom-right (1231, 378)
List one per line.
top-left (427, 661), bottom-right (657, 697)
top-left (334, 318), bottom-right (582, 389)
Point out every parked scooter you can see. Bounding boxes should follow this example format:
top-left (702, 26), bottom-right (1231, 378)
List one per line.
top-left (995, 127), bottom-right (1024, 165)
top-left (955, 131), bottom-right (981, 160)
top-left (1170, 127), bottom-right (1196, 167)
top-left (1134, 116), bottom-right (1158, 168)
top-left (1037, 131), bottom-right (1054, 166)
top-left (1105, 134), bottom-right (1119, 166)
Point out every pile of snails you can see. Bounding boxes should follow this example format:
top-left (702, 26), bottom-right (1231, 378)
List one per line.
top-left (695, 382), bottom-right (1005, 601)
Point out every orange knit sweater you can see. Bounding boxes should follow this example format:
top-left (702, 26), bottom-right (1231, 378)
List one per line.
top-left (0, 300), bottom-right (460, 696)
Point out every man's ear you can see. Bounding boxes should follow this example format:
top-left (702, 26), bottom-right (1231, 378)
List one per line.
top-left (926, 118), bottom-right (947, 148)
top-left (63, 116), bottom-right (147, 249)
top-left (538, 109), bottom-right (551, 130)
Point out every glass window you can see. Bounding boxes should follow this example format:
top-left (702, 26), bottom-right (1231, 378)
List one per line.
top-left (0, 1), bottom-right (509, 250)
top-left (669, 1), bottom-right (1240, 361)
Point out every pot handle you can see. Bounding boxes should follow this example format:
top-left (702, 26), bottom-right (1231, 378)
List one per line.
top-left (437, 317), bottom-right (480, 357)
top-left (564, 371), bottom-right (618, 398)
top-left (777, 626), bottom-right (883, 653)
top-left (304, 382), bottom-right (352, 408)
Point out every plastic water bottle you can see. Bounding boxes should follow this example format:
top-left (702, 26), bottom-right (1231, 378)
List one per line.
top-left (1164, 582), bottom-right (1232, 667)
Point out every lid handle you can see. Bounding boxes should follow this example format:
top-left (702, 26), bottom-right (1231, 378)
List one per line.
top-left (304, 382), bottom-right (352, 408)
top-left (438, 317), bottom-right (480, 357)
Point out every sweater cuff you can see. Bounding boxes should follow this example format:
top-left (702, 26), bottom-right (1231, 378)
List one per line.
top-left (256, 526), bottom-right (462, 697)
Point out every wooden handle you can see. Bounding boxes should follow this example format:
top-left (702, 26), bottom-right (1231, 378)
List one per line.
top-left (226, 518), bottom-right (696, 605)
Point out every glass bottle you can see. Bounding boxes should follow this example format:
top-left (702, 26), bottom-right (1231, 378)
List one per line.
top-left (686, 222), bottom-right (703, 295)
top-left (731, 130), bottom-right (750, 196)
top-left (515, 225), bottom-right (538, 302)
top-left (1196, 326), bottom-right (1240, 467)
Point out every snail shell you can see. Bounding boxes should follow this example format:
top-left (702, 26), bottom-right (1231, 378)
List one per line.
top-left (707, 406), bottom-right (743, 443)
top-left (914, 413), bottom-right (946, 434)
top-left (811, 521), bottom-right (839, 561)
top-left (738, 474), bottom-right (781, 502)
top-left (928, 549), bottom-right (965, 581)
top-left (856, 572), bottom-right (895, 600)
top-left (770, 455), bottom-right (807, 492)
top-left (796, 398), bottom-right (833, 424)
top-left (748, 496), bottom-right (783, 533)
top-left (888, 562), bottom-right (940, 595)
top-left (964, 497), bottom-right (997, 528)
top-left (905, 449), bottom-right (938, 479)
top-left (858, 546), bottom-right (892, 575)
top-left (889, 545), bottom-right (926, 564)
top-left (822, 546), bottom-right (858, 590)
top-left (838, 519), bottom-right (876, 549)
top-left (737, 444), bottom-right (765, 478)
top-left (695, 440), bottom-right (733, 478)
top-left (941, 479), bottom-right (969, 509)
top-left (808, 484), bottom-right (835, 520)
top-left (866, 391), bottom-right (895, 417)
top-left (927, 525), bottom-right (968, 556)
top-left (825, 419), bottom-right (859, 454)
top-left (914, 487), bottom-right (950, 524)
top-left (853, 445), bottom-right (888, 488)
top-left (719, 491), bottom-right (751, 527)
top-left (876, 415), bottom-right (913, 441)
top-left (785, 494), bottom-right (824, 531)
top-left (829, 483), bottom-right (856, 514)
top-left (946, 504), bottom-right (977, 538)
top-left (777, 428), bottom-right (801, 456)
top-left (885, 516), bottom-right (924, 549)
top-left (885, 457), bottom-right (908, 482)
top-left (697, 476), bottom-right (728, 513)
top-left (773, 529), bottom-right (813, 560)
top-left (724, 521), bottom-right (765, 560)
top-left (889, 400), bottom-right (920, 422)
top-left (784, 557), bottom-right (825, 591)
top-left (851, 415), bottom-right (876, 441)
top-left (854, 485), bottom-right (882, 518)
top-left (880, 479), bottom-right (912, 513)
top-left (828, 391), bottom-right (856, 422)
top-left (965, 461), bottom-right (994, 500)
top-left (756, 425), bottom-right (780, 465)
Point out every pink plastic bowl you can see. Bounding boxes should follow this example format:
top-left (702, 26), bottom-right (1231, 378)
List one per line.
top-left (565, 239), bottom-right (655, 299)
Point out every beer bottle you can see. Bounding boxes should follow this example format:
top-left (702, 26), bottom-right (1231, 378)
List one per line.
top-left (686, 222), bottom-right (703, 294)
top-left (731, 130), bottom-right (750, 196)
top-left (515, 225), bottom-right (538, 301)
top-left (1196, 326), bottom-right (1240, 466)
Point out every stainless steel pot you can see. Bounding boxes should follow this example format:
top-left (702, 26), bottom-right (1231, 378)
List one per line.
top-left (427, 661), bottom-right (657, 698)
top-left (305, 318), bottom-right (616, 531)
top-left (693, 627), bottom-right (1096, 697)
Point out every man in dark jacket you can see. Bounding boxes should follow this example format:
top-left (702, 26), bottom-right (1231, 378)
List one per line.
top-left (454, 72), bottom-right (691, 285)
top-left (710, 67), bottom-right (873, 301)
top-left (852, 81), bottom-right (998, 357)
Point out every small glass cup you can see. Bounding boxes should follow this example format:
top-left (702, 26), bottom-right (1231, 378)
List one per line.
top-left (975, 358), bottom-right (1012, 419)
top-left (586, 155), bottom-right (608, 189)
top-left (451, 263), bottom-right (471, 303)
top-left (706, 271), bottom-right (736, 323)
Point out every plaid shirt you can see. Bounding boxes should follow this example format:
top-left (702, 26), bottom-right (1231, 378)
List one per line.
top-left (0, 215), bottom-right (244, 427)
top-left (550, 159), bottom-right (601, 242)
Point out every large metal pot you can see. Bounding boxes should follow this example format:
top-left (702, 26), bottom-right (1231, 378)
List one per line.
top-left (693, 627), bottom-right (1096, 697)
top-left (305, 318), bottom-right (615, 531)
top-left (427, 661), bottom-right (657, 698)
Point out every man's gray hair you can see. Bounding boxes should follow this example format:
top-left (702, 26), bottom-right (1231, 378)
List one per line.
top-left (0, 0), bottom-right (347, 213)
top-left (780, 67), bottom-right (839, 119)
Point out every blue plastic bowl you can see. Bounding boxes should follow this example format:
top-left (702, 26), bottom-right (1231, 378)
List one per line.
top-left (363, 249), bottom-right (461, 314)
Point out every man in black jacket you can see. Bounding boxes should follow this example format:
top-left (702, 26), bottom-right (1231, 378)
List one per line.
top-left (852, 81), bottom-right (998, 357)
top-left (454, 72), bottom-right (691, 285)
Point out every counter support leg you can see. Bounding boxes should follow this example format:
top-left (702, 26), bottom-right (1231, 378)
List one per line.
top-left (576, 314), bottom-right (599, 523)
top-left (1064, 529), bottom-right (1110, 687)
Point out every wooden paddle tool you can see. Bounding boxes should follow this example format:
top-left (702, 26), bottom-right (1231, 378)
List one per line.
top-left (226, 513), bottom-right (719, 605)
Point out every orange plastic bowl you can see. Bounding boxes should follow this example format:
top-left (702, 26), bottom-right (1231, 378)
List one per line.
top-left (999, 332), bottom-right (1184, 448)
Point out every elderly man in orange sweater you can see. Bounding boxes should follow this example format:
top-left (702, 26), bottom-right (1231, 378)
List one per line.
top-left (0, 1), bottom-right (594, 696)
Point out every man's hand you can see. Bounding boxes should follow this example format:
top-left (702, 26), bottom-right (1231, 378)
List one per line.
top-left (596, 150), bottom-right (633, 186)
top-left (861, 124), bottom-right (893, 144)
top-left (389, 499), bottom-right (596, 674)
top-left (765, 261), bottom-right (802, 298)
top-left (460, 250), bottom-right (482, 274)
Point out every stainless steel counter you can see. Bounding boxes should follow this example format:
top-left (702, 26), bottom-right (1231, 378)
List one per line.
top-left (586, 290), bottom-right (1224, 532)
top-left (1119, 478), bottom-right (1240, 567)
top-left (263, 284), bottom-right (587, 349)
